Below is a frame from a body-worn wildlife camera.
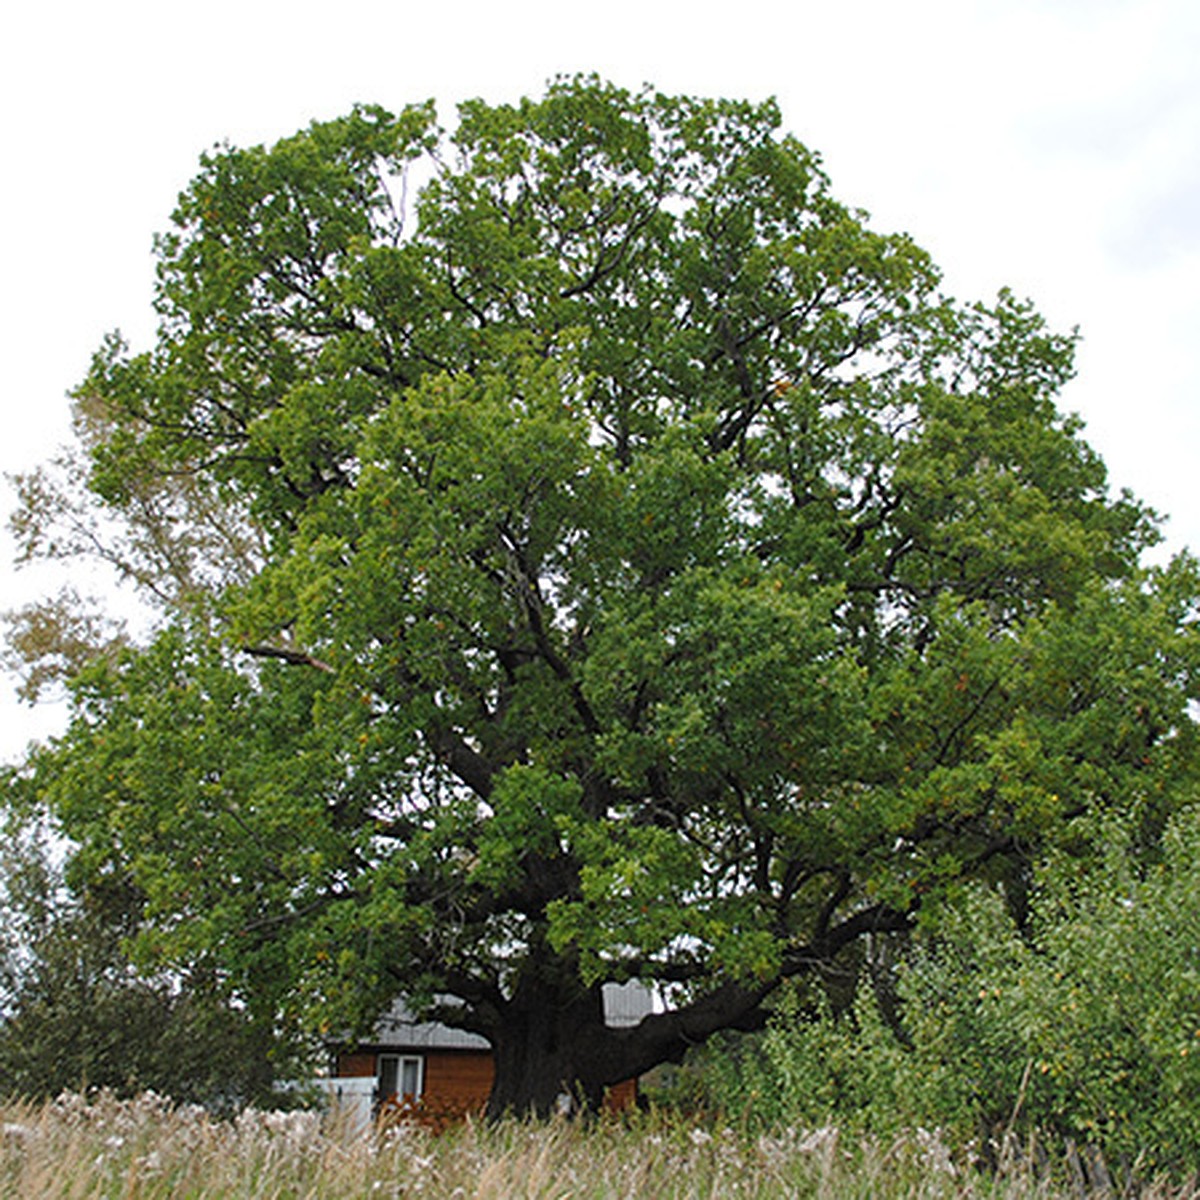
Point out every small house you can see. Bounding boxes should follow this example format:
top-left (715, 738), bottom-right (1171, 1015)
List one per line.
top-left (324, 981), bottom-right (653, 1129)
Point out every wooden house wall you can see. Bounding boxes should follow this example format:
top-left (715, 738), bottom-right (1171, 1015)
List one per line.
top-left (603, 1077), bottom-right (637, 1112)
top-left (335, 1052), bottom-right (377, 1079)
top-left (422, 1050), bottom-right (494, 1113)
top-left (335, 1048), bottom-right (638, 1123)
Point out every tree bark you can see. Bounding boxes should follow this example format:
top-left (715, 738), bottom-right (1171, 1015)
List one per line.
top-left (484, 971), bottom-right (611, 1118)
top-left (482, 971), bottom-right (770, 1119)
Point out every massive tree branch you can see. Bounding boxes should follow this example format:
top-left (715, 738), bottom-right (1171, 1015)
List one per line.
top-left (240, 643), bottom-right (336, 673)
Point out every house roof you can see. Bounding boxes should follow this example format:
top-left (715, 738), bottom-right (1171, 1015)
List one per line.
top-left (367, 981), bottom-right (655, 1052)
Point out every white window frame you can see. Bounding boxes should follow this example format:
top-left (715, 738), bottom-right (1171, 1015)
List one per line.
top-left (377, 1053), bottom-right (424, 1101)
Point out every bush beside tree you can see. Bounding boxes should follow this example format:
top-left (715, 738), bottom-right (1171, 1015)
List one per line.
top-left (680, 807), bottom-right (1200, 1176)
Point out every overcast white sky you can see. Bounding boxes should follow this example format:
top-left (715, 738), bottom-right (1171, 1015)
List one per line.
top-left (2, 0), bottom-right (1198, 763)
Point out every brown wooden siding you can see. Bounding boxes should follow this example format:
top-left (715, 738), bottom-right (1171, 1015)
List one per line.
top-left (336, 1052), bottom-right (377, 1079)
top-left (338, 1048), bottom-right (639, 1128)
top-left (603, 1077), bottom-right (637, 1112)
top-left (422, 1050), bottom-right (493, 1112)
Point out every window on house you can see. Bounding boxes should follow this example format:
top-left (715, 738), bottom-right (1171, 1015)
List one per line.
top-left (378, 1054), bottom-right (424, 1101)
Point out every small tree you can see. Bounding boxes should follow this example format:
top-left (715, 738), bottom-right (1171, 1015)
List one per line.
top-left (0, 793), bottom-right (286, 1108)
top-left (10, 77), bottom-right (1200, 1115)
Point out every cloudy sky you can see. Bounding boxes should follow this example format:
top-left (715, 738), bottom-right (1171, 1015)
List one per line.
top-left (2, 0), bottom-right (1198, 762)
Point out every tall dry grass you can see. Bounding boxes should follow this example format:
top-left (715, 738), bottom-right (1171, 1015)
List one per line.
top-left (0, 1090), bottom-right (1196, 1198)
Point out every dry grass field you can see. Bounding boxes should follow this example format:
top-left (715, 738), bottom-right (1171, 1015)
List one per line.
top-left (1, 1090), bottom-right (1196, 1199)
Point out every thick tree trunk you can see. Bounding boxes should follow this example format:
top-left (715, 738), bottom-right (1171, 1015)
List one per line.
top-left (484, 972), bottom-right (611, 1119)
top-left (482, 965), bottom-right (777, 1119)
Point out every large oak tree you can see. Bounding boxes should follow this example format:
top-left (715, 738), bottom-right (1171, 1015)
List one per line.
top-left (9, 77), bottom-right (1200, 1115)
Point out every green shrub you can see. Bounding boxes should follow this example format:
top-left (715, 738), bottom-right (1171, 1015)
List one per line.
top-left (684, 809), bottom-right (1200, 1177)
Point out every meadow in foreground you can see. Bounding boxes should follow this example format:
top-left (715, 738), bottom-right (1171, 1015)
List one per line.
top-left (1, 1090), bottom-right (1197, 1199)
